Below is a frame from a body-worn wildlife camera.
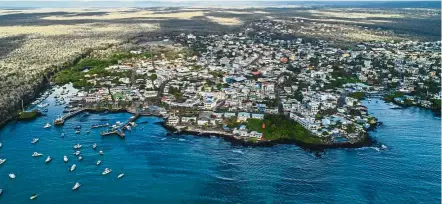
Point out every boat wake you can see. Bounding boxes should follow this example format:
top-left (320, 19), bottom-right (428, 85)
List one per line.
top-left (215, 176), bottom-right (235, 181)
top-left (231, 149), bottom-right (244, 154)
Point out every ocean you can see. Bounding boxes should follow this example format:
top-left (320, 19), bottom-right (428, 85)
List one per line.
top-left (0, 89), bottom-right (440, 203)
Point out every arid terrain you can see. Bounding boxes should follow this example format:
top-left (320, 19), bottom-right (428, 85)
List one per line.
top-left (0, 4), bottom-right (440, 124)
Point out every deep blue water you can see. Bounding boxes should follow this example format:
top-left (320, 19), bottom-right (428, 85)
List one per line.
top-left (0, 90), bottom-right (440, 203)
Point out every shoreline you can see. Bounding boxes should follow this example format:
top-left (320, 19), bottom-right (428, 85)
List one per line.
top-left (160, 122), bottom-right (376, 151)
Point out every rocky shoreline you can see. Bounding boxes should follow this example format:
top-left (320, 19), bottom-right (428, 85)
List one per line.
top-left (161, 123), bottom-right (376, 151)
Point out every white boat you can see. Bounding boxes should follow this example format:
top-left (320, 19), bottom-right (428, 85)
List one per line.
top-left (75, 130), bottom-right (80, 134)
top-left (31, 138), bottom-right (39, 144)
top-left (0, 159), bottom-right (6, 165)
top-left (92, 143), bottom-right (97, 149)
top-left (45, 156), bottom-right (52, 163)
top-left (116, 121), bottom-right (121, 126)
top-left (99, 150), bottom-right (103, 155)
top-left (381, 144), bottom-right (387, 150)
top-left (72, 182), bottom-right (81, 191)
top-left (64, 155), bottom-right (68, 163)
top-left (102, 168), bottom-right (112, 175)
top-left (9, 173), bottom-right (15, 179)
top-left (70, 164), bottom-right (76, 172)
top-left (78, 156), bottom-right (83, 161)
top-left (37, 103), bottom-right (48, 108)
top-left (0, 142), bottom-right (2, 148)
top-left (32, 152), bottom-right (43, 157)
top-left (96, 160), bottom-right (101, 166)
top-left (74, 151), bottom-right (80, 156)
top-left (44, 123), bottom-right (51, 128)
top-left (73, 144), bottom-right (82, 149)
top-left (117, 173), bottom-right (124, 179)
top-left (126, 125), bottom-right (131, 131)
top-left (30, 193), bottom-right (38, 200)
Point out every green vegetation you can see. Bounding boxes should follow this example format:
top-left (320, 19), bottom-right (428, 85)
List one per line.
top-left (349, 92), bottom-right (365, 100)
top-left (54, 51), bottom-right (150, 88)
top-left (18, 110), bottom-right (41, 120)
top-left (246, 115), bottom-right (324, 144)
top-left (384, 91), bottom-right (405, 102)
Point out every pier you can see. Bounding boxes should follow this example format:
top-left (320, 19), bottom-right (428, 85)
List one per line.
top-left (54, 108), bottom-right (86, 125)
top-left (100, 130), bottom-right (125, 138)
top-left (121, 113), bottom-right (140, 130)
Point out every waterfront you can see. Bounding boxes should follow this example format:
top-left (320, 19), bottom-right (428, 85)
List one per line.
top-left (0, 95), bottom-right (440, 203)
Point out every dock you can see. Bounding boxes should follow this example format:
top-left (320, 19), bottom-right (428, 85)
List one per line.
top-left (54, 108), bottom-right (86, 125)
top-left (100, 130), bottom-right (125, 138)
top-left (121, 113), bottom-right (140, 130)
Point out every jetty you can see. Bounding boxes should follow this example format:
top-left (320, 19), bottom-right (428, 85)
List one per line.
top-left (121, 114), bottom-right (140, 131)
top-left (101, 130), bottom-right (125, 138)
top-left (54, 108), bottom-right (86, 125)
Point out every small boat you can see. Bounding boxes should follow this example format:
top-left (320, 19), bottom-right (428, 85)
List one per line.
top-left (99, 150), bottom-right (103, 155)
top-left (92, 143), bottom-right (97, 149)
top-left (0, 142), bottom-right (2, 148)
top-left (73, 144), bottom-right (82, 149)
top-left (96, 160), bottom-right (101, 166)
top-left (45, 156), bottom-right (52, 163)
top-left (74, 151), bottom-right (80, 156)
top-left (74, 125), bottom-right (82, 130)
top-left (30, 193), bottom-right (38, 200)
top-left (102, 168), bottom-right (112, 175)
top-left (0, 159), bottom-right (6, 165)
top-left (126, 125), bottom-right (132, 131)
top-left (72, 182), bottom-right (81, 190)
top-left (78, 156), bottom-right (83, 161)
top-left (70, 164), bottom-right (76, 172)
top-left (75, 130), bottom-right (81, 134)
top-left (0, 189), bottom-right (2, 195)
top-left (64, 155), bottom-right (68, 163)
top-left (9, 173), bottom-right (15, 179)
top-left (44, 123), bottom-right (51, 128)
top-left (116, 121), bottom-right (121, 126)
top-left (86, 130), bottom-right (90, 134)
top-left (117, 173), bottom-right (124, 179)
top-left (381, 144), bottom-right (387, 150)
top-left (31, 138), bottom-right (39, 144)
top-left (32, 152), bottom-right (43, 157)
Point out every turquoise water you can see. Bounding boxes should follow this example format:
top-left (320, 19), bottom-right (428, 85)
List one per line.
top-left (0, 94), bottom-right (440, 203)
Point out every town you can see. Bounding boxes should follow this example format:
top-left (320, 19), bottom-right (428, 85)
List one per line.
top-left (43, 18), bottom-right (441, 147)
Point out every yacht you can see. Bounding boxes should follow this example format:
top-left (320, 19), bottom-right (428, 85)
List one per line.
top-left (9, 173), bottom-right (15, 179)
top-left (73, 144), bottom-right (82, 149)
top-left (75, 130), bottom-right (81, 134)
top-left (32, 152), bottom-right (43, 157)
top-left (72, 182), bottom-right (81, 191)
top-left (63, 155), bottom-right (68, 163)
top-left (92, 143), bottom-right (97, 149)
top-left (78, 156), bottom-right (83, 161)
top-left (99, 150), bottom-right (104, 155)
top-left (96, 160), bottom-right (101, 166)
top-left (44, 123), bottom-right (51, 128)
top-left (31, 138), bottom-right (39, 144)
top-left (0, 159), bottom-right (6, 165)
top-left (70, 164), bottom-right (76, 172)
top-left (30, 193), bottom-right (38, 200)
top-left (117, 173), bottom-right (125, 179)
top-left (74, 151), bottom-right (80, 156)
top-left (102, 168), bottom-right (112, 175)
top-left (45, 156), bottom-right (52, 163)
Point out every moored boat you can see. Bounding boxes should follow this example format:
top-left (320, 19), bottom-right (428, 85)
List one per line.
top-left (31, 138), bottom-right (39, 144)
top-left (99, 150), bottom-right (103, 155)
top-left (96, 160), bottom-right (101, 166)
top-left (70, 164), bottom-right (76, 172)
top-left (44, 123), bottom-right (51, 128)
top-left (72, 182), bottom-right (81, 191)
top-left (102, 168), bottom-right (112, 175)
top-left (78, 156), bottom-right (83, 161)
top-left (9, 173), bottom-right (15, 179)
top-left (45, 156), bottom-right (52, 163)
top-left (30, 193), bottom-right (38, 200)
top-left (117, 173), bottom-right (124, 179)
top-left (73, 144), bottom-right (82, 149)
top-left (32, 152), bottom-right (43, 157)
top-left (74, 151), bottom-right (80, 156)
top-left (64, 155), bottom-right (68, 163)
top-left (92, 143), bottom-right (97, 149)
top-left (0, 159), bottom-right (6, 165)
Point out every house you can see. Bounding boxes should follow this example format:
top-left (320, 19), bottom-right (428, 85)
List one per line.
top-left (167, 115), bottom-right (180, 126)
top-left (224, 112), bottom-right (236, 118)
top-left (237, 112), bottom-right (251, 122)
top-left (251, 113), bottom-right (264, 120)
